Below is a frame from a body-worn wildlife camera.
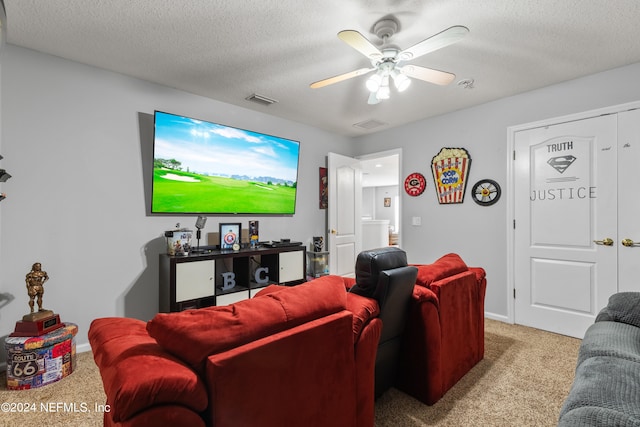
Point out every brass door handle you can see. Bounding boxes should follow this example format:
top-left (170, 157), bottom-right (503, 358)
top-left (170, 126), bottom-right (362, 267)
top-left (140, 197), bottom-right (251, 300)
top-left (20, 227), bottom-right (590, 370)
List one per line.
top-left (622, 238), bottom-right (640, 247)
top-left (593, 238), bottom-right (614, 246)
top-left (329, 229), bottom-right (337, 235)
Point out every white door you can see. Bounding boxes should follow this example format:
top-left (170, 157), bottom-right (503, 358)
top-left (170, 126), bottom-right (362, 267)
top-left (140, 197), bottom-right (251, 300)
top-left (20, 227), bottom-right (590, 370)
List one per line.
top-left (514, 114), bottom-right (618, 338)
top-left (618, 109), bottom-right (640, 292)
top-left (327, 152), bottom-right (362, 277)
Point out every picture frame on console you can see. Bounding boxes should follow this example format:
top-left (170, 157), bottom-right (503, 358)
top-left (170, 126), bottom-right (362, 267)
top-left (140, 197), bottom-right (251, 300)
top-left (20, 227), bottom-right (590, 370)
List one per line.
top-left (219, 223), bottom-right (241, 249)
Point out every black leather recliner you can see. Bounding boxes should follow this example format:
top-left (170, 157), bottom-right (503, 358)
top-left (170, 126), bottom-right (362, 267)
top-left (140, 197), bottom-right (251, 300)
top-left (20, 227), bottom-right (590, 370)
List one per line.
top-left (349, 247), bottom-right (418, 398)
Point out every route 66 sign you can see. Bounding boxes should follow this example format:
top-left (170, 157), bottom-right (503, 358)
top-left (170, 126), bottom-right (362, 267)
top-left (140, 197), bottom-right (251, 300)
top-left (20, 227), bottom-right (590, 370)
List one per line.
top-left (404, 173), bottom-right (426, 196)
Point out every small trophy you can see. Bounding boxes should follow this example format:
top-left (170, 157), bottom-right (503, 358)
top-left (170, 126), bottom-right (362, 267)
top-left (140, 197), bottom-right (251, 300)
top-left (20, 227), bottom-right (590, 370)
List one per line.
top-left (11, 262), bottom-right (64, 337)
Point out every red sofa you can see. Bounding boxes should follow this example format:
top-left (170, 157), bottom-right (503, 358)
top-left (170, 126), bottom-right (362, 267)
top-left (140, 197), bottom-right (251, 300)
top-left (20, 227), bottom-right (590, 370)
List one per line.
top-left (89, 275), bottom-right (381, 427)
top-left (398, 253), bottom-right (487, 405)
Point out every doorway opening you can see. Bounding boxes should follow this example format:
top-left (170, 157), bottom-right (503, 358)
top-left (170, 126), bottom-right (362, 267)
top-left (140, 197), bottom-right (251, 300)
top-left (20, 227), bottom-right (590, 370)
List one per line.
top-left (358, 149), bottom-right (402, 249)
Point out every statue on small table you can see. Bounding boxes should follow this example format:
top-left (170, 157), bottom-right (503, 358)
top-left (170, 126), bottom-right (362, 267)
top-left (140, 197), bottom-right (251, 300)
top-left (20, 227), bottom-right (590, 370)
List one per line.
top-left (26, 262), bottom-right (49, 313)
top-left (10, 262), bottom-right (62, 336)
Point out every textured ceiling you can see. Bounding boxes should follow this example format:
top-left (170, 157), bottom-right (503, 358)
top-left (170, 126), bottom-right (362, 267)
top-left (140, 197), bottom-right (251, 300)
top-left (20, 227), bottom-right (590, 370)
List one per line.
top-left (4, 0), bottom-right (640, 137)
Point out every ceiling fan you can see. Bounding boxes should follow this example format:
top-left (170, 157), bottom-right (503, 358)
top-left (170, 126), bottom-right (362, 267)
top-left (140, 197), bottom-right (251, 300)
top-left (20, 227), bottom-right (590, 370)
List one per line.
top-left (310, 18), bottom-right (469, 105)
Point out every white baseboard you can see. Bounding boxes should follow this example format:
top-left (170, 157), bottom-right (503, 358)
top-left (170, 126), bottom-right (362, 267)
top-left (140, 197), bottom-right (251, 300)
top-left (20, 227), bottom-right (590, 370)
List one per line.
top-left (485, 312), bottom-right (510, 323)
top-left (77, 342), bottom-right (92, 353)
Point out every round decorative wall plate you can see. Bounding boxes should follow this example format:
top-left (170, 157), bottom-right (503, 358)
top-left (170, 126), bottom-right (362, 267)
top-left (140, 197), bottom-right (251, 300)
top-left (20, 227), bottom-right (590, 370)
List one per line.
top-left (404, 172), bottom-right (427, 196)
top-left (471, 179), bottom-right (501, 206)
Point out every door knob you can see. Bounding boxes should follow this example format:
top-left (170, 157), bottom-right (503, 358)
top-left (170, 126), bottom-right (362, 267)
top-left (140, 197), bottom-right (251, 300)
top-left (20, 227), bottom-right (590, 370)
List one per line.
top-left (329, 229), bottom-right (337, 235)
top-left (593, 238), bottom-right (614, 246)
top-left (622, 238), bottom-right (640, 247)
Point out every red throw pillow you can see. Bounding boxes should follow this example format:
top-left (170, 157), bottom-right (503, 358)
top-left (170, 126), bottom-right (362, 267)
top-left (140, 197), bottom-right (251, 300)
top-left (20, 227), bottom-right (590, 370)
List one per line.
top-left (147, 276), bottom-right (347, 373)
top-left (413, 253), bottom-right (469, 288)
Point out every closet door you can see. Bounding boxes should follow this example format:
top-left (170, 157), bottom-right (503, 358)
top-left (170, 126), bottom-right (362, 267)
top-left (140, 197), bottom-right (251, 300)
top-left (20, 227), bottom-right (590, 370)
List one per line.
top-left (618, 109), bottom-right (640, 292)
top-left (514, 114), bottom-right (618, 338)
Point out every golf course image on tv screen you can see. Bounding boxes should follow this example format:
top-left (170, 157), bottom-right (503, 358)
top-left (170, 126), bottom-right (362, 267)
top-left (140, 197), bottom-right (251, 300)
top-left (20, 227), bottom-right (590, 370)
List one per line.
top-left (152, 111), bottom-right (300, 214)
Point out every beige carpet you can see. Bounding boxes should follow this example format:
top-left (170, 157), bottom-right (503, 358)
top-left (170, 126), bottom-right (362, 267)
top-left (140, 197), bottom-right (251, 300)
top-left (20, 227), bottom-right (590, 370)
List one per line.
top-left (0, 318), bottom-right (580, 427)
top-left (0, 350), bottom-right (105, 427)
top-left (375, 319), bottom-right (581, 426)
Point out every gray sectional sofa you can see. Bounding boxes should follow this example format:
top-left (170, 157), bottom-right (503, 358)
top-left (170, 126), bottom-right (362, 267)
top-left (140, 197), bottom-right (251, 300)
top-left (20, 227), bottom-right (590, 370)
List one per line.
top-left (558, 292), bottom-right (640, 426)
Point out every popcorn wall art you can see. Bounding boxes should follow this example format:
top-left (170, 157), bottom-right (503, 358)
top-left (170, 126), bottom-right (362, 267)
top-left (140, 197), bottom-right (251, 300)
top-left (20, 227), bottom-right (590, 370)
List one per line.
top-left (431, 147), bottom-right (472, 204)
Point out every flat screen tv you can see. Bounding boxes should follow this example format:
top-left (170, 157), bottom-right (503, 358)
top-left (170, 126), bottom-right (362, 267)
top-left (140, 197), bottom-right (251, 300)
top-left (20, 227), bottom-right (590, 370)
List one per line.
top-left (152, 111), bottom-right (300, 215)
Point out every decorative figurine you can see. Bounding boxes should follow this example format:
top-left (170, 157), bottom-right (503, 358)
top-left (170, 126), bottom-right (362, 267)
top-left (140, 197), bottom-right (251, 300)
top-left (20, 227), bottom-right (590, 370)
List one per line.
top-left (313, 236), bottom-right (324, 252)
top-left (11, 262), bottom-right (63, 336)
top-left (26, 262), bottom-right (49, 313)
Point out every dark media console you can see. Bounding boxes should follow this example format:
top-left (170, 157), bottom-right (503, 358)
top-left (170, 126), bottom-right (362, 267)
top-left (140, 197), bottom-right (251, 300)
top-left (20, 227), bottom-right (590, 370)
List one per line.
top-left (159, 244), bottom-right (306, 312)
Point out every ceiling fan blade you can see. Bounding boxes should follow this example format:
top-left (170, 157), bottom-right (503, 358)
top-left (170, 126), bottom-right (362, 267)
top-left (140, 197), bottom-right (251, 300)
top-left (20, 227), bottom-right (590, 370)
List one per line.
top-left (338, 30), bottom-right (383, 59)
top-left (400, 65), bottom-right (456, 86)
top-left (399, 25), bottom-right (469, 61)
top-left (367, 92), bottom-right (380, 105)
top-left (310, 67), bottom-right (374, 89)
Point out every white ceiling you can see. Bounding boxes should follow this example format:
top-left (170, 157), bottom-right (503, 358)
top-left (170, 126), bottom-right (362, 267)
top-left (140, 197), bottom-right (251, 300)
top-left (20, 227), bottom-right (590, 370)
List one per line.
top-left (360, 154), bottom-right (399, 188)
top-left (4, 1), bottom-right (640, 138)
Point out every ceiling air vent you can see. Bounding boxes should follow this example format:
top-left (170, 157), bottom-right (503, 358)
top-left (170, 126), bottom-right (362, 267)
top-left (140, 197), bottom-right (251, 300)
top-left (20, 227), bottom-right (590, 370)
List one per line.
top-left (245, 93), bottom-right (278, 106)
top-left (353, 119), bottom-right (387, 130)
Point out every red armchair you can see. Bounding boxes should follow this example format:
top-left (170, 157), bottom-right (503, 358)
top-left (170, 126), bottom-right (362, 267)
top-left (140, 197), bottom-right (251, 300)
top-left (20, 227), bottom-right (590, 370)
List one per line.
top-left (397, 253), bottom-right (487, 405)
top-left (89, 275), bottom-right (382, 427)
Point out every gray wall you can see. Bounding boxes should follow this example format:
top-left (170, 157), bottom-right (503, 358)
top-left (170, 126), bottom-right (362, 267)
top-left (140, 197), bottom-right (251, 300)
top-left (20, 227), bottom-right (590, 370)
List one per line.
top-left (352, 61), bottom-right (640, 320)
top-left (362, 187), bottom-right (375, 219)
top-left (0, 46), bottom-right (353, 350)
top-left (374, 185), bottom-right (399, 232)
top-left (362, 185), bottom-right (399, 232)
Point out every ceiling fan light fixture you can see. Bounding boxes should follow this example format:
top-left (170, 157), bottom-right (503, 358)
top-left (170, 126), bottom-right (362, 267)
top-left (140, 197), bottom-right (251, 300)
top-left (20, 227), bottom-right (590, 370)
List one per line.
top-left (366, 73), bottom-right (382, 92)
top-left (314, 21), bottom-right (468, 106)
top-left (391, 70), bottom-right (411, 92)
top-left (376, 76), bottom-right (390, 100)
